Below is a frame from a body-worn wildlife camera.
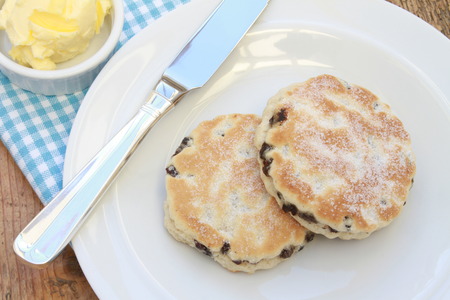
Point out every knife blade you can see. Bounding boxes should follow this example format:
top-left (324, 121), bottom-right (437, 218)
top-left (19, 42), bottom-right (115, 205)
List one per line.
top-left (13, 0), bottom-right (269, 267)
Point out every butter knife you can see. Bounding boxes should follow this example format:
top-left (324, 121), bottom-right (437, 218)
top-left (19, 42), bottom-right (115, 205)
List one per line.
top-left (14, 0), bottom-right (269, 266)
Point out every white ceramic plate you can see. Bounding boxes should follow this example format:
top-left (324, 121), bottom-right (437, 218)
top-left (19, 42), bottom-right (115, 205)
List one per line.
top-left (64, 0), bottom-right (450, 299)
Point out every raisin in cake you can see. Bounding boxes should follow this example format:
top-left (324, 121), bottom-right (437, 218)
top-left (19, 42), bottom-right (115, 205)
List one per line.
top-left (254, 75), bottom-right (416, 240)
top-left (164, 114), bottom-right (314, 273)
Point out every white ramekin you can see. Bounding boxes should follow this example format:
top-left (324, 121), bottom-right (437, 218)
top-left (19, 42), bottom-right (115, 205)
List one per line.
top-left (0, 0), bottom-right (124, 95)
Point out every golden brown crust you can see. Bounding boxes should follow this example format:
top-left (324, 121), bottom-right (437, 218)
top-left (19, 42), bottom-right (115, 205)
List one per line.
top-left (255, 75), bottom-right (416, 239)
top-left (164, 114), bottom-right (313, 273)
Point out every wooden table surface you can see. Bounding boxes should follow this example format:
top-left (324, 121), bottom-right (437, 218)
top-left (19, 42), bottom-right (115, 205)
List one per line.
top-left (1, 0), bottom-right (449, 299)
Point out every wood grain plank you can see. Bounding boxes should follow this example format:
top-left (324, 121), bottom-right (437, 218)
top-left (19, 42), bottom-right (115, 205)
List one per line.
top-left (0, 142), bottom-right (97, 299)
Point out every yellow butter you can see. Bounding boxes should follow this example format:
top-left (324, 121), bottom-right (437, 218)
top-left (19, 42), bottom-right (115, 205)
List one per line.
top-left (0, 0), bottom-right (111, 70)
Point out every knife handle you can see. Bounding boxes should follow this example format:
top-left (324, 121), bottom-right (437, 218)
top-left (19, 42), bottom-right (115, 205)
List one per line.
top-left (14, 79), bottom-right (186, 267)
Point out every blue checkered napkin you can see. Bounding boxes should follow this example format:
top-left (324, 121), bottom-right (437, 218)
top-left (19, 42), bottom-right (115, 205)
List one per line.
top-left (0, 0), bottom-right (190, 205)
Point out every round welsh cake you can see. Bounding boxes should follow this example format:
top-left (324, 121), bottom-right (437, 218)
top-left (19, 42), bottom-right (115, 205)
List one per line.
top-left (164, 114), bottom-right (314, 273)
top-left (255, 75), bottom-right (416, 240)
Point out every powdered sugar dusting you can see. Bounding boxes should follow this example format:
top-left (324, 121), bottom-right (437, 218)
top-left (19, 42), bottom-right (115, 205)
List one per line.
top-left (166, 114), bottom-right (308, 259)
top-left (264, 75), bottom-right (416, 233)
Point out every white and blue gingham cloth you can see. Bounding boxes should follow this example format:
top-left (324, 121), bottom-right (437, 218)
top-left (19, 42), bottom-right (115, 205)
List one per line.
top-left (0, 0), bottom-right (189, 205)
